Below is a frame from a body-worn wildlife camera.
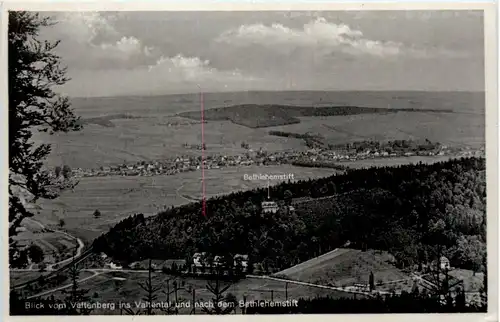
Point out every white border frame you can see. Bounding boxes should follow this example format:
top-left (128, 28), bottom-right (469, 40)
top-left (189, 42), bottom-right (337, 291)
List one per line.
top-left (0, 2), bottom-right (497, 322)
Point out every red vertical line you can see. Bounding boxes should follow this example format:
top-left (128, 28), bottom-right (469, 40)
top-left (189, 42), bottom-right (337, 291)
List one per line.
top-left (200, 91), bottom-right (206, 217)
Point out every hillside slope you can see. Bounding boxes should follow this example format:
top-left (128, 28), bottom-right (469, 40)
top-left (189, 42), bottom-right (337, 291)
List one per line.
top-left (276, 248), bottom-right (409, 288)
top-left (94, 157), bottom-right (486, 274)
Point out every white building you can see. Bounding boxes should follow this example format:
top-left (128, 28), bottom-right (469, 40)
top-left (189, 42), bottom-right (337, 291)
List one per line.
top-left (440, 256), bottom-right (451, 270)
top-left (213, 255), bottom-right (224, 267)
top-left (193, 252), bottom-right (206, 267)
top-left (233, 254), bottom-right (249, 268)
top-left (262, 201), bottom-right (279, 214)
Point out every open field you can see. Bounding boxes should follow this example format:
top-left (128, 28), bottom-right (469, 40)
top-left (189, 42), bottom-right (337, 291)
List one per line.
top-left (13, 219), bottom-right (79, 264)
top-left (277, 248), bottom-right (410, 288)
top-left (449, 269), bottom-right (485, 293)
top-left (32, 165), bottom-right (336, 244)
top-left (179, 165), bottom-right (339, 200)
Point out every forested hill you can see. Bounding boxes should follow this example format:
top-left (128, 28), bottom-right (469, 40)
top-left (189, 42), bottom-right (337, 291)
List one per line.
top-left (178, 104), bottom-right (454, 128)
top-left (93, 157), bottom-right (486, 272)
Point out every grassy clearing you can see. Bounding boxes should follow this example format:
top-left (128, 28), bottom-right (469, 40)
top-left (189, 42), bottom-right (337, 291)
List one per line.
top-left (13, 227), bottom-right (78, 264)
top-left (279, 248), bottom-right (410, 288)
top-left (180, 165), bottom-right (338, 199)
top-left (33, 165), bottom-right (336, 245)
top-left (449, 269), bottom-right (484, 293)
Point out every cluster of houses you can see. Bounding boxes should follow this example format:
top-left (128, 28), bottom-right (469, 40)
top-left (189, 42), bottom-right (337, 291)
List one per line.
top-left (192, 253), bottom-right (249, 270)
top-left (126, 253), bottom-right (250, 273)
top-left (69, 142), bottom-right (474, 179)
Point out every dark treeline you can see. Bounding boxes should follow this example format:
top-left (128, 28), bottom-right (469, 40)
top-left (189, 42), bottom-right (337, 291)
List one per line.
top-left (179, 104), bottom-right (454, 128)
top-left (93, 157), bottom-right (486, 273)
top-left (291, 160), bottom-right (347, 170)
top-left (268, 130), bottom-right (321, 140)
top-left (332, 138), bottom-right (442, 153)
top-left (245, 290), bottom-right (484, 314)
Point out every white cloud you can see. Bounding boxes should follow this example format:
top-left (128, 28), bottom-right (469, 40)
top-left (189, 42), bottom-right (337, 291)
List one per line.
top-left (216, 17), bottom-right (404, 57)
top-left (57, 12), bottom-right (118, 44)
top-left (147, 54), bottom-right (259, 84)
top-left (99, 36), bottom-right (153, 60)
top-left (54, 12), bottom-right (153, 62)
top-left (62, 54), bottom-right (263, 96)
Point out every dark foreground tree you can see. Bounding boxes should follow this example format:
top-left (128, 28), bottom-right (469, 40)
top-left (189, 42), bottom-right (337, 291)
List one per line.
top-left (9, 11), bottom-right (81, 267)
top-left (62, 259), bottom-right (93, 314)
top-left (369, 271), bottom-right (375, 291)
top-left (202, 266), bottom-right (235, 315)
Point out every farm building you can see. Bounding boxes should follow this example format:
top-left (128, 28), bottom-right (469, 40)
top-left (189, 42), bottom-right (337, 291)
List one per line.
top-left (163, 259), bottom-right (186, 269)
top-left (439, 256), bottom-right (451, 270)
top-left (213, 255), bottom-right (224, 267)
top-left (130, 259), bottom-right (166, 270)
top-left (233, 254), bottom-right (249, 268)
top-left (193, 252), bottom-right (207, 267)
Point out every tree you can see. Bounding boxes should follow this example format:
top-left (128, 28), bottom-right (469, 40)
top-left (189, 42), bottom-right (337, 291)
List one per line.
top-left (369, 271), bottom-right (375, 291)
top-left (225, 292), bottom-right (238, 313)
top-left (54, 166), bottom-right (61, 177)
top-left (137, 259), bottom-right (162, 315)
top-left (9, 12), bottom-right (81, 267)
top-left (234, 257), bottom-right (243, 276)
top-left (246, 257), bottom-right (254, 275)
top-left (62, 250), bottom-right (92, 314)
top-left (202, 266), bottom-right (234, 315)
top-left (283, 190), bottom-right (293, 205)
top-left (453, 235), bottom-right (485, 274)
top-left (62, 165), bottom-right (72, 179)
top-left (171, 262), bottom-right (178, 274)
top-left (93, 209), bottom-right (101, 219)
top-left (28, 244), bottom-right (44, 263)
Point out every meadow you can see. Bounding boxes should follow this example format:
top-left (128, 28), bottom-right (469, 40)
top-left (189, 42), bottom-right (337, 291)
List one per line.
top-left (276, 248), bottom-right (411, 289)
top-left (32, 165), bottom-right (336, 244)
top-left (12, 218), bottom-right (79, 264)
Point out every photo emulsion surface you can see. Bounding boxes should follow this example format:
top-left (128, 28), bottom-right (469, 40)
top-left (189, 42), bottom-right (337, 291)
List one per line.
top-left (8, 9), bottom-right (489, 315)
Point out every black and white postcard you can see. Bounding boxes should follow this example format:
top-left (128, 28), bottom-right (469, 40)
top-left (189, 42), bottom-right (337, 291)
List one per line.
top-left (2, 2), bottom-right (498, 321)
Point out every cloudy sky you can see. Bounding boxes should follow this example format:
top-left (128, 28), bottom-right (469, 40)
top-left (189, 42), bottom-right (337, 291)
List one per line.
top-left (40, 11), bottom-right (484, 97)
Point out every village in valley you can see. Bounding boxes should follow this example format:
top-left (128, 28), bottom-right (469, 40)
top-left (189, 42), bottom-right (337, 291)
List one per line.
top-left (67, 142), bottom-right (484, 179)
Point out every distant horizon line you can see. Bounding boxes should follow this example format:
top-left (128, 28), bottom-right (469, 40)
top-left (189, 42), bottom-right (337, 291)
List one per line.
top-left (68, 89), bottom-right (485, 100)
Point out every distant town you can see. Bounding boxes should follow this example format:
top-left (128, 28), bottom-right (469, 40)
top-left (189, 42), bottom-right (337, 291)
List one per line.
top-left (64, 140), bottom-right (484, 179)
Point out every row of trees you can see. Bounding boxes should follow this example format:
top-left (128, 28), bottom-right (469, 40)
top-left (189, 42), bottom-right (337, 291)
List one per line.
top-left (331, 138), bottom-right (442, 153)
top-left (54, 165), bottom-right (72, 179)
